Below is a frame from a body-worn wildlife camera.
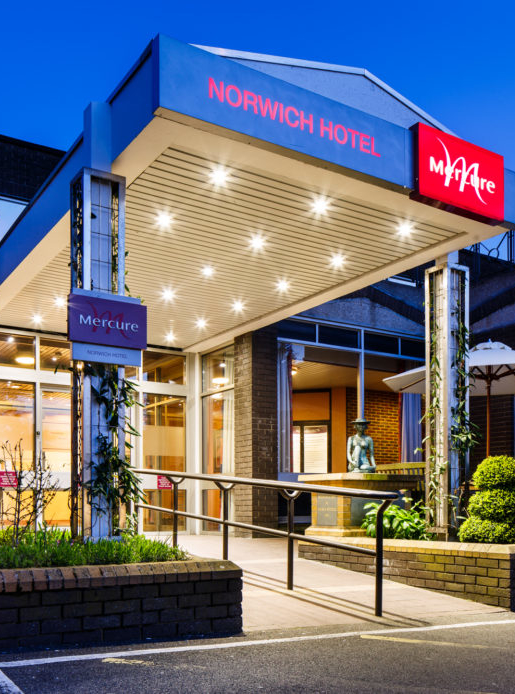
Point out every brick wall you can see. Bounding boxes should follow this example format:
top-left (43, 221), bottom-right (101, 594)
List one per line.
top-left (0, 560), bottom-right (242, 650)
top-left (234, 327), bottom-right (278, 534)
top-left (299, 538), bottom-right (515, 609)
top-left (0, 135), bottom-right (64, 201)
top-left (470, 395), bottom-right (514, 473)
top-left (346, 388), bottom-right (399, 465)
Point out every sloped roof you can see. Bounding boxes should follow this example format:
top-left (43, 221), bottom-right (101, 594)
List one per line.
top-left (197, 45), bottom-right (452, 133)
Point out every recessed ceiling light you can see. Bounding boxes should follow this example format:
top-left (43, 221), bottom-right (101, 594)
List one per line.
top-left (291, 367), bottom-right (298, 376)
top-left (165, 330), bottom-right (176, 343)
top-left (249, 234), bottom-right (266, 251)
top-left (15, 356), bottom-right (35, 365)
top-left (162, 288), bottom-right (176, 302)
top-left (201, 265), bottom-right (214, 278)
top-left (208, 166), bottom-right (230, 187)
top-left (232, 300), bottom-right (245, 313)
top-left (156, 212), bottom-right (173, 230)
top-left (311, 196), bottom-right (330, 215)
top-left (54, 296), bottom-right (66, 308)
top-left (7, 336), bottom-right (14, 343)
top-left (330, 253), bottom-right (345, 269)
top-left (32, 314), bottom-right (43, 326)
top-left (196, 318), bottom-right (208, 329)
top-left (276, 279), bottom-right (290, 293)
top-left (397, 221), bottom-right (414, 236)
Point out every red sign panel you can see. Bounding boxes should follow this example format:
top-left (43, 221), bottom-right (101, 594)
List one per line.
top-left (157, 475), bottom-right (172, 490)
top-left (415, 123), bottom-right (504, 223)
top-left (0, 471), bottom-right (18, 488)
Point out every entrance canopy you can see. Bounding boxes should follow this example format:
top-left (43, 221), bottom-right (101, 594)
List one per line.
top-left (1, 36), bottom-right (514, 352)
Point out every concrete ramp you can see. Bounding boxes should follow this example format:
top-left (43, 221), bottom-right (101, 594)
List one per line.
top-left (179, 536), bottom-right (503, 632)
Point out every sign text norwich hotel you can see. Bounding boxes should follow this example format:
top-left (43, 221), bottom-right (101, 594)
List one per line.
top-left (208, 78), bottom-right (381, 158)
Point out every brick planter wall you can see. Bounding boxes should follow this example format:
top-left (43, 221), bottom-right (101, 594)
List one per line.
top-left (0, 559), bottom-right (242, 651)
top-left (299, 538), bottom-right (515, 609)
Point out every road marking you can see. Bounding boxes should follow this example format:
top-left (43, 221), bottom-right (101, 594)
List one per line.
top-left (360, 635), bottom-right (499, 649)
top-left (0, 618), bottom-right (514, 669)
top-left (102, 658), bottom-right (154, 666)
top-left (0, 669), bottom-right (24, 693)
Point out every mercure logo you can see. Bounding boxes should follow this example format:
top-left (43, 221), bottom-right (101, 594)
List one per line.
top-left (415, 123), bottom-right (504, 223)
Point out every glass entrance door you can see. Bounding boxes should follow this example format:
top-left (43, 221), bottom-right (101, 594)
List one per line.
top-left (41, 388), bottom-right (71, 527)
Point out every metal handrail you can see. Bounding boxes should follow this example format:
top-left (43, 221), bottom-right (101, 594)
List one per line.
top-left (134, 468), bottom-right (397, 617)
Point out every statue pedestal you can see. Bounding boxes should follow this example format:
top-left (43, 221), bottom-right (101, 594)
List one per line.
top-left (299, 472), bottom-right (419, 538)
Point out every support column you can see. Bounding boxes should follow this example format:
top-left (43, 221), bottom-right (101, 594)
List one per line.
top-left (70, 102), bottom-right (127, 538)
top-left (234, 327), bottom-right (278, 534)
top-left (425, 255), bottom-right (469, 536)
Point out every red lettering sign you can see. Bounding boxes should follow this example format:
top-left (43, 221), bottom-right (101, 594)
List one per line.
top-left (0, 471), bottom-right (18, 488)
top-left (157, 475), bottom-right (172, 490)
top-left (415, 123), bottom-right (504, 223)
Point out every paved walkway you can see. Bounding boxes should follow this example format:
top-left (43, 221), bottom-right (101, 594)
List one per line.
top-left (180, 535), bottom-right (504, 632)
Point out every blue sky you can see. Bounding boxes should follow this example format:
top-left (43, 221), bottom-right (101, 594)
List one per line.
top-left (1, 0), bottom-right (514, 167)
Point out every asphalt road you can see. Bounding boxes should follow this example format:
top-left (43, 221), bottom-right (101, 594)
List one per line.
top-left (2, 615), bottom-right (515, 694)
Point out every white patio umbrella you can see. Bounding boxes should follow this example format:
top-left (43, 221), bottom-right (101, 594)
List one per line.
top-left (383, 341), bottom-right (515, 456)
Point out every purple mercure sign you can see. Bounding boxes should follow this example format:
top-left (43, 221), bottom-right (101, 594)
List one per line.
top-left (68, 293), bottom-right (147, 350)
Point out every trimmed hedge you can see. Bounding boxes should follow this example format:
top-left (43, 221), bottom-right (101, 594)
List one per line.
top-left (459, 456), bottom-right (515, 543)
top-left (473, 456), bottom-right (515, 490)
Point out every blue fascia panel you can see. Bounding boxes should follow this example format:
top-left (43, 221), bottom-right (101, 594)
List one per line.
top-left (156, 35), bottom-right (409, 189)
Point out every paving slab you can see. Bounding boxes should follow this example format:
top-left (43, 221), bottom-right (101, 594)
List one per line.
top-left (179, 535), bottom-right (504, 632)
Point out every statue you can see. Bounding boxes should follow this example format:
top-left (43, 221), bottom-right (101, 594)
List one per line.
top-left (347, 418), bottom-right (376, 473)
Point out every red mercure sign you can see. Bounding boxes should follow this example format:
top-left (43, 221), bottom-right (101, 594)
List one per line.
top-left (415, 123), bottom-right (504, 223)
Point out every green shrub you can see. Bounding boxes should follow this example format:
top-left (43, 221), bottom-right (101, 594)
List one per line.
top-left (458, 517), bottom-right (515, 544)
top-left (467, 489), bottom-right (515, 523)
top-left (0, 530), bottom-right (189, 569)
top-left (361, 501), bottom-right (433, 540)
top-left (473, 456), bottom-right (515, 491)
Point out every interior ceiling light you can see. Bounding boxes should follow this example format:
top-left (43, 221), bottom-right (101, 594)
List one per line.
top-left (219, 362), bottom-right (226, 368)
top-left (249, 234), bottom-right (266, 251)
top-left (196, 318), bottom-right (208, 329)
top-left (32, 314), bottom-right (43, 326)
top-left (311, 196), bottom-right (330, 215)
top-left (156, 212), bottom-right (173, 230)
top-left (208, 166), bottom-right (230, 187)
top-left (201, 265), bottom-right (214, 278)
top-left (15, 355), bottom-right (35, 365)
top-left (232, 300), bottom-right (245, 313)
top-left (7, 336), bottom-right (14, 343)
top-left (330, 253), bottom-right (345, 269)
top-left (291, 367), bottom-right (298, 376)
top-left (165, 330), bottom-right (176, 344)
top-left (212, 376), bottom-right (230, 386)
top-left (162, 288), bottom-right (176, 302)
top-left (276, 279), bottom-right (290, 293)
top-left (54, 296), bottom-right (66, 308)
top-left (397, 221), bottom-right (414, 236)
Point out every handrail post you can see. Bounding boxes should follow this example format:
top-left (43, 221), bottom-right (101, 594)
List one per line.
top-left (172, 479), bottom-right (179, 548)
top-left (375, 499), bottom-right (392, 617)
top-left (222, 487), bottom-right (229, 560)
top-left (287, 495), bottom-right (294, 590)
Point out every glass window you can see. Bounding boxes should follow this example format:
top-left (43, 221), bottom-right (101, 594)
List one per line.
top-left (43, 492), bottom-right (71, 527)
top-left (202, 489), bottom-right (221, 531)
top-left (142, 394), bottom-right (185, 472)
top-left (40, 339), bottom-right (71, 372)
top-left (277, 320), bottom-right (316, 342)
top-left (364, 332), bottom-right (399, 355)
top-left (202, 345), bottom-right (234, 392)
top-left (42, 391), bottom-right (70, 473)
top-left (143, 351), bottom-right (185, 385)
top-left (202, 391), bottom-right (234, 475)
top-left (0, 381), bottom-right (34, 466)
top-left (401, 338), bottom-right (425, 359)
top-left (292, 422), bottom-right (329, 473)
top-left (318, 325), bottom-right (359, 349)
top-left (0, 333), bottom-right (35, 369)
top-left (142, 489), bottom-right (186, 532)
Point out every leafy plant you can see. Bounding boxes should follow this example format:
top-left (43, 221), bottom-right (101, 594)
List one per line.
top-left (361, 501), bottom-right (434, 540)
top-left (85, 364), bottom-right (143, 536)
top-left (459, 455), bottom-right (515, 543)
top-left (0, 528), bottom-right (188, 569)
